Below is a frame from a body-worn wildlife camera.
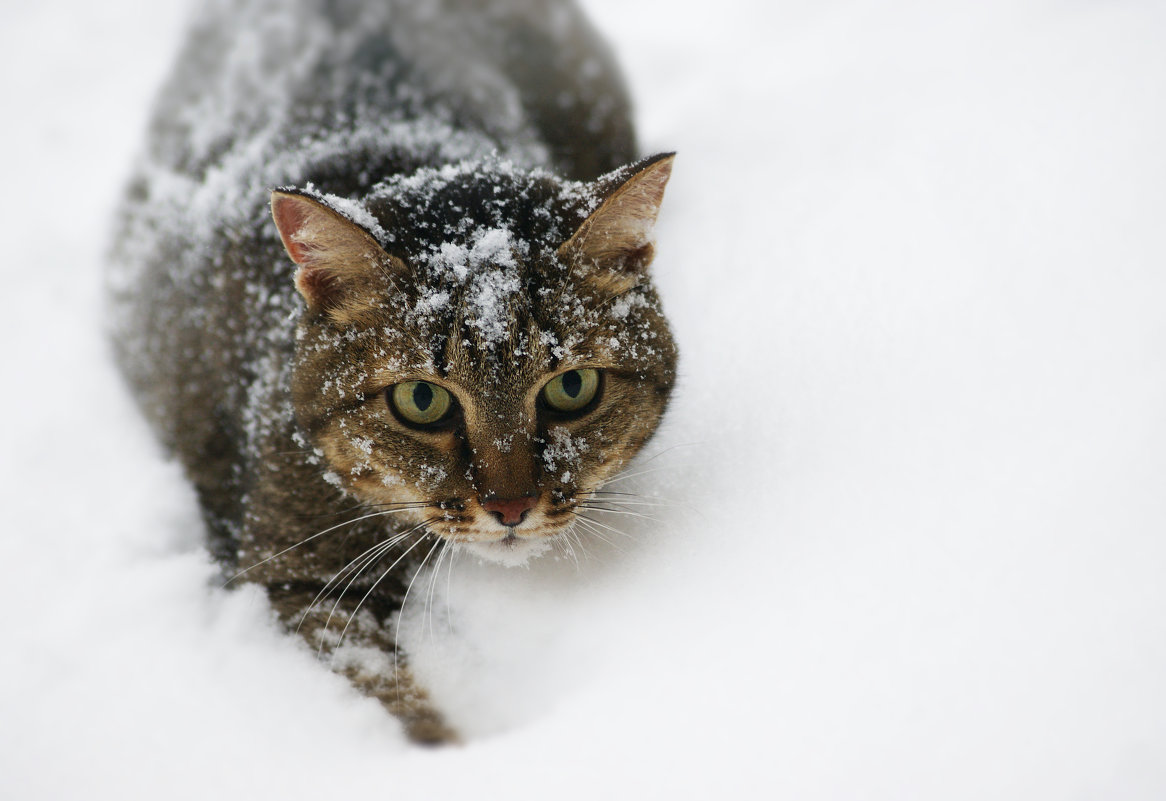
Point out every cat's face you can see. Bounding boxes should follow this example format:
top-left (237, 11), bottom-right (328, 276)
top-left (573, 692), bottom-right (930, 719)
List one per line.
top-left (274, 156), bottom-right (676, 563)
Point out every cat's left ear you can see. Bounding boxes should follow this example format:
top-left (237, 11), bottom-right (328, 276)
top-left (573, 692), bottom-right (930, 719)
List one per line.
top-left (271, 190), bottom-right (403, 316)
top-left (558, 152), bottom-right (675, 294)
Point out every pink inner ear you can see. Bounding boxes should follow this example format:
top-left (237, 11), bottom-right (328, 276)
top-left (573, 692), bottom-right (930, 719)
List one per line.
top-left (271, 195), bottom-right (315, 265)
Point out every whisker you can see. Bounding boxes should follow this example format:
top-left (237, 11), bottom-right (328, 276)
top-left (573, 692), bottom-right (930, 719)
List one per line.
top-left (444, 544), bottom-right (458, 630)
top-left (401, 537), bottom-right (444, 637)
top-left (580, 493), bottom-right (676, 507)
top-left (548, 529), bottom-right (568, 561)
top-left (597, 442), bottom-right (700, 488)
top-left (296, 533), bottom-right (404, 636)
top-left (576, 512), bottom-right (639, 544)
top-left (574, 516), bottom-right (624, 554)
top-left (557, 525), bottom-right (581, 570)
top-left (568, 524), bottom-right (594, 564)
top-left (332, 519), bottom-right (440, 653)
top-left (296, 500), bottom-right (432, 522)
top-left (364, 501), bottom-right (441, 509)
top-left (391, 536), bottom-right (445, 694)
top-left (311, 525), bottom-right (423, 641)
top-left (585, 488), bottom-right (702, 520)
top-left (631, 441), bottom-right (704, 464)
top-left (598, 463), bottom-right (681, 486)
top-left (575, 504), bottom-right (663, 523)
top-left (224, 507), bottom-right (423, 586)
top-left (424, 540), bottom-right (452, 638)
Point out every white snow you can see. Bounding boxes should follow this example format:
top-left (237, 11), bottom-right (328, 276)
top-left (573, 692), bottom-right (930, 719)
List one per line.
top-left (541, 426), bottom-right (590, 473)
top-left (428, 225), bottom-right (527, 347)
top-left (304, 185), bottom-right (390, 244)
top-left (4, 0), bottom-right (1166, 799)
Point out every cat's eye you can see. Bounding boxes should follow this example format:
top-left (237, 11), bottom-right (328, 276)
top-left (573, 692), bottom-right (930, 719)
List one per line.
top-left (388, 381), bottom-right (454, 427)
top-left (541, 368), bottom-right (601, 415)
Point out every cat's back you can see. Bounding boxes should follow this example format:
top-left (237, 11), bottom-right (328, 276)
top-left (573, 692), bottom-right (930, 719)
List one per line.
top-left (148, 0), bottom-right (635, 182)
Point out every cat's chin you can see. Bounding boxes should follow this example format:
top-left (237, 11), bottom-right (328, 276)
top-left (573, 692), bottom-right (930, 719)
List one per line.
top-left (457, 535), bottom-right (554, 567)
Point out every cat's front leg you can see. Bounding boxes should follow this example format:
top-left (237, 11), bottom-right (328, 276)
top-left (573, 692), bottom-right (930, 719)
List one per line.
top-left (265, 584), bottom-right (457, 745)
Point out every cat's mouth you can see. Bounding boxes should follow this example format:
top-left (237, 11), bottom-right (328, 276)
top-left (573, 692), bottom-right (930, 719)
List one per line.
top-left (421, 493), bottom-right (578, 566)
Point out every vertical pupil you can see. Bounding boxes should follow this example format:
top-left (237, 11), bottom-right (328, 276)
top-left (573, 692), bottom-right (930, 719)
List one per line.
top-left (412, 382), bottom-right (433, 411)
top-left (562, 371), bottom-right (582, 398)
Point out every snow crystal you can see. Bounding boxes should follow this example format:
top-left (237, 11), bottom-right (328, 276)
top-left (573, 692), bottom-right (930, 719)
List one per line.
top-left (431, 242), bottom-right (473, 283)
top-left (419, 463), bottom-right (448, 488)
top-left (608, 291), bottom-right (649, 320)
top-left (414, 289), bottom-right (450, 314)
top-left (541, 427), bottom-right (589, 473)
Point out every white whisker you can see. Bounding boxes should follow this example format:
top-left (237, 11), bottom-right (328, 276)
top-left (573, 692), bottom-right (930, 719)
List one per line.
top-left (424, 540), bottom-right (452, 638)
top-left (574, 516), bottom-right (624, 554)
top-left (444, 542), bottom-right (459, 631)
top-left (296, 532), bottom-right (404, 636)
top-left (226, 506), bottom-right (423, 586)
top-left (576, 504), bottom-right (663, 524)
top-left (575, 513), bottom-right (636, 549)
top-left (389, 535), bottom-right (446, 701)
top-left (313, 524), bottom-right (425, 642)
top-left (331, 522), bottom-right (436, 654)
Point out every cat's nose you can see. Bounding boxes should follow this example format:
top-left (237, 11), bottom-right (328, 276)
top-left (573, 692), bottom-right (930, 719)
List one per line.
top-left (481, 494), bottom-right (537, 527)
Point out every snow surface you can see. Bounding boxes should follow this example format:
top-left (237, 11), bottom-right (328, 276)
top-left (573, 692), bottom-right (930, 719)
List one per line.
top-left (4, 0), bottom-right (1166, 798)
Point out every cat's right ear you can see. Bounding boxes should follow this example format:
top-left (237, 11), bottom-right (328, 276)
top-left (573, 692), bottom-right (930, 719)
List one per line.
top-left (270, 191), bottom-right (402, 314)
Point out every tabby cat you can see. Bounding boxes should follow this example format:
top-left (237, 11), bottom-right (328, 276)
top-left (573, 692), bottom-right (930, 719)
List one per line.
top-left (109, 0), bottom-right (676, 743)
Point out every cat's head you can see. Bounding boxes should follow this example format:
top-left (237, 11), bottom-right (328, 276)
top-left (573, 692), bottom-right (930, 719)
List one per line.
top-left (271, 154), bottom-right (676, 564)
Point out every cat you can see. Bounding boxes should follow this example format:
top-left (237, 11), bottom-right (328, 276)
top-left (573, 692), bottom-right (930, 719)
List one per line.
top-left (109, 0), bottom-right (677, 743)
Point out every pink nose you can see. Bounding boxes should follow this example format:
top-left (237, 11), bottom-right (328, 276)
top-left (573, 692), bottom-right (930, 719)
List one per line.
top-left (481, 495), bottom-right (537, 527)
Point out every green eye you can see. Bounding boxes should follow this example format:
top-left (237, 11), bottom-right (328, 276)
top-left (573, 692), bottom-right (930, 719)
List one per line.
top-left (542, 368), bottom-right (600, 414)
top-left (388, 381), bottom-right (454, 426)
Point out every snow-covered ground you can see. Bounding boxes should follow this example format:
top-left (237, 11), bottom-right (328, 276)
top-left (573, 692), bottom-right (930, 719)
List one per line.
top-left (4, 0), bottom-right (1166, 798)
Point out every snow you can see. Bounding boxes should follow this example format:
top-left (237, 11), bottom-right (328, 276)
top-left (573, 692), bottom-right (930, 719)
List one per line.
top-left (542, 426), bottom-right (590, 474)
top-left (303, 185), bottom-right (390, 244)
top-left (428, 225), bottom-right (525, 346)
top-left (4, 0), bottom-right (1166, 799)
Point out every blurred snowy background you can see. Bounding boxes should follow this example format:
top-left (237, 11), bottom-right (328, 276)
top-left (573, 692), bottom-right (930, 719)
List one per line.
top-left (3, 0), bottom-right (1166, 798)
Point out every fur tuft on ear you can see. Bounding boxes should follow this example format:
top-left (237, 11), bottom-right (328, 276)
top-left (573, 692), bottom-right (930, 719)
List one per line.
top-left (558, 153), bottom-right (675, 294)
top-left (270, 190), bottom-right (401, 312)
